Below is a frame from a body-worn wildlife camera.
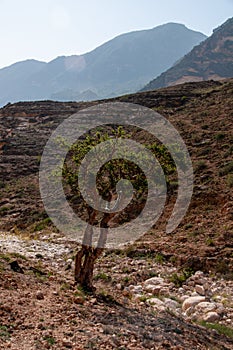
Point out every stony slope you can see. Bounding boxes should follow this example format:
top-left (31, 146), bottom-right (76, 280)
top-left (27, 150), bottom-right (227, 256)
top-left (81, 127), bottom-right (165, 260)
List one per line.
top-left (0, 79), bottom-right (233, 349)
top-left (0, 79), bottom-right (232, 274)
top-left (142, 18), bottom-right (233, 91)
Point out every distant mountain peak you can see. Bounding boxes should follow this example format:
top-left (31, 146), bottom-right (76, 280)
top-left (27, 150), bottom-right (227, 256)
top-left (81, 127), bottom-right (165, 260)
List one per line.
top-left (142, 17), bottom-right (233, 91)
top-left (0, 23), bottom-right (207, 106)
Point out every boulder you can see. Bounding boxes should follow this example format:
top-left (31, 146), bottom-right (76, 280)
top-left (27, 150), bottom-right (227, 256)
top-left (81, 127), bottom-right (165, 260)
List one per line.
top-left (182, 296), bottom-right (205, 311)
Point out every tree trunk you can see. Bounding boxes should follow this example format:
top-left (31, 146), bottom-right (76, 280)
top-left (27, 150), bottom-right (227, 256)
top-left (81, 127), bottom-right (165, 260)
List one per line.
top-left (74, 209), bottom-right (114, 291)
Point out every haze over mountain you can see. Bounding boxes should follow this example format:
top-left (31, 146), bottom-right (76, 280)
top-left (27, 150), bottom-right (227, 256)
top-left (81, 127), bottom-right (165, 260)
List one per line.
top-left (0, 23), bottom-right (206, 106)
top-left (142, 18), bottom-right (233, 91)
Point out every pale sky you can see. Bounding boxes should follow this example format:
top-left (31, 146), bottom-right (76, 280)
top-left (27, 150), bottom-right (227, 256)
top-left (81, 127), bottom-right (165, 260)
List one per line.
top-left (0, 0), bottom-right (232, 69)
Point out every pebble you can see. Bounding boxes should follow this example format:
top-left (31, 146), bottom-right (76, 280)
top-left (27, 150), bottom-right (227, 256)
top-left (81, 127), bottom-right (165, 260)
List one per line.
top-left (195, 285), bottom-right (205, 296)
top-left (36, 291), bottom-right (44, 300)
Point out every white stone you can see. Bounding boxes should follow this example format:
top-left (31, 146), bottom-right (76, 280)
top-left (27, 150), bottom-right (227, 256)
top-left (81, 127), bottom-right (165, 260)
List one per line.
top-left (144, 284), bottom-right (161, 294)
top-left (178, 287), bottom-right (185, 294)
top-left (159, 288), bottom-right (170, 295)
top-left (195, 285), bottom-right (205, 296)
top-left (116, 283), bottom-right (122, 290)
top-left (203, 312), bottom-right (220, 322)
top-left (182, 296), bottom-right (205, 311)
top-left (132, 285), bottom-right (143, 293)
top-left (133, 294), bottom-right (143, 301)
top-left (196, 302), bottom-right (216, 313)
top-left (144, 277), bottom-right (165, 286)
top-left (164, 298), bottom-right (179, 309)
top-left (180, 295), bottom-right (190, 302)
top-left (194, 271), bottom-right (204, 278)
top-left (147, 298), bottom-right (165, 311)
top-left (185, 306), bottom-right (195, 316)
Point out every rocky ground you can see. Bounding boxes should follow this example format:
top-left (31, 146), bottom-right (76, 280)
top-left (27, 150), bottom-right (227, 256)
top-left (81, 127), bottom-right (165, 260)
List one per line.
top-left (0, 231), bottom-right (233, 349)
top-left (0, 79), bottom-right (233, 349)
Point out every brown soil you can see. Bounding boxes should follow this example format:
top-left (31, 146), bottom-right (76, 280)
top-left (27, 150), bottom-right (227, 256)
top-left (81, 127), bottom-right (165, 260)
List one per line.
top-left (0, 79), bottom-right (233, 349)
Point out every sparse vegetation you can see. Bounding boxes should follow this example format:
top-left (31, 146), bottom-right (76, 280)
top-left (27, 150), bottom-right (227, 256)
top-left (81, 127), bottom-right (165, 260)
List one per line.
top-left (226, 174), bottom-right (233, 188)
top-left (219, 161), bottom-right (233, 176)
top-left (169, 269), bottom-right (193, 287)
top-left (199, 321), bottom-right (233, 340)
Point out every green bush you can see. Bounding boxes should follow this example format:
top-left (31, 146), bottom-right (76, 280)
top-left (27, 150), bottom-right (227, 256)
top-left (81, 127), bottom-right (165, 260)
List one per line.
top-left (219, 161), bottom-right (233, 176)
top-left (227, 174), bottom-right (233, 188)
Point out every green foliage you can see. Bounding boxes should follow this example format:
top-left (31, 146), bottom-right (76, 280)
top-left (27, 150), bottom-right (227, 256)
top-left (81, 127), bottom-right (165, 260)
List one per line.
top-left (43, 336), bottom-right (56, 345)
top-left (154, 253), bottom-right (165, 264)
top-left (198, 321), bottom-right (233, 340)
top-left (0, 206), bottom-right (9, 213)
top-left (94, 272), bottom-right (111, 281)
top-left (227, 174), bottom-right (233, 188)
top-left (61, 125), bottom-right (177, 220)
top-left (169, 269), bottom-right (193, 287)
top-left (0, 180), bottom-right (5, 189)
top-left (195, 160), bottom-right (207, 172)
top-left (215, 133), bottom-right (225, 141)
top-left (34, 217), bottom-right (52, 231)
top-left (219, 161), bottom-right (233, 176)
top-left (0, 325), bottom-right (10, 339)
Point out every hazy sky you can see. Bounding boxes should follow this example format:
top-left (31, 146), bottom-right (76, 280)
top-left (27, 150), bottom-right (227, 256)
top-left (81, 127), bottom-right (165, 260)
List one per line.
top-left (0, 0), bottom-right (232, 68)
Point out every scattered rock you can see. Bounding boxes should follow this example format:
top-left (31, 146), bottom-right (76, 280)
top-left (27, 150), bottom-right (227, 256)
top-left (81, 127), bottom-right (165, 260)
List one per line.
top-left (9, 260), bottom-right (24, 273)
top-left (147, 298), bottom-right (166, 311)
top-left (144, 277), bottom-right (165, 286)
top-left (203, 312), bottom-right (220, 322)
top-left (73, 296), bottom-right (85, 305)
top-left (36, 291), bottom-right (44, 300)
top-left (182, 296), bottom-right (205, 311)
top-left (196, 302), bottom-right (216, 313)
top-left (195, 285), bottom-right (205, 296)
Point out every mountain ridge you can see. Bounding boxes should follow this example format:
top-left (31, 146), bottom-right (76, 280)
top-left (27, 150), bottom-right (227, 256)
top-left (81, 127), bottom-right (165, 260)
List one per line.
top-left (142, 17), bottom-right (233, 91)
top-left (0, 23), bottom-right (206, 106)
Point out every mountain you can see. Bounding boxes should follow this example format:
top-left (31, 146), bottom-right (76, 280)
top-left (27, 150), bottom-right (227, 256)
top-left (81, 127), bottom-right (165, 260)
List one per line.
top-left (0, 23), bottom-right (206, 106)
top-left (0, 59), bottom-right (46, 104)
top-left (142, 18), bottom-right (233, 91)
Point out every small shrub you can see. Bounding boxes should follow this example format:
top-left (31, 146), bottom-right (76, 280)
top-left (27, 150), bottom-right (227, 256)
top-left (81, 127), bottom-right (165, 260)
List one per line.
top-left (215, 133), bottom-right (225, 141)
top-left (195, 160), bottom-right (207, 172)
top-left (198, 321), bottom-right (233, 340)
top-left (34, 217), bottom-right (52, 231)
top-left (169, 269), bottom-right (193, 287)
top-left (185, 223), bottom-right (193, 230)
top-left (219, 161), bottom-right (233, 176)
top-left (200, 111), bottom-right (208, 117)
top-left (94, 272), bottom-right (111, 281)
top-left (201, 124), bottom-right (208, 129)
top-left (227, 174), bottom-right (233, 188)
top-left (181, 95), bottom-right (188, 102)
top-left (0, 180), bottom-right (5, 189)
top-left (43, 336), bottom-right (56, 345)
top-left (0, 206), bottom-right (9, 213)
top-left (155, 253), bottom-right (165, 264)
top-left (0, 325), bottom-right (10, 339)
top-left (206, 237), bottom-right (215, 246)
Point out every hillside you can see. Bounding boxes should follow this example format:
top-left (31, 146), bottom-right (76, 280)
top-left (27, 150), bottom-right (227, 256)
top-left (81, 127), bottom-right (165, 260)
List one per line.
top-left (142, 18), bottom-right (233, 91)
top-left (0, 23), bottom-right (206, 106)
top-left (0, 79), bottom-right (233, 349)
